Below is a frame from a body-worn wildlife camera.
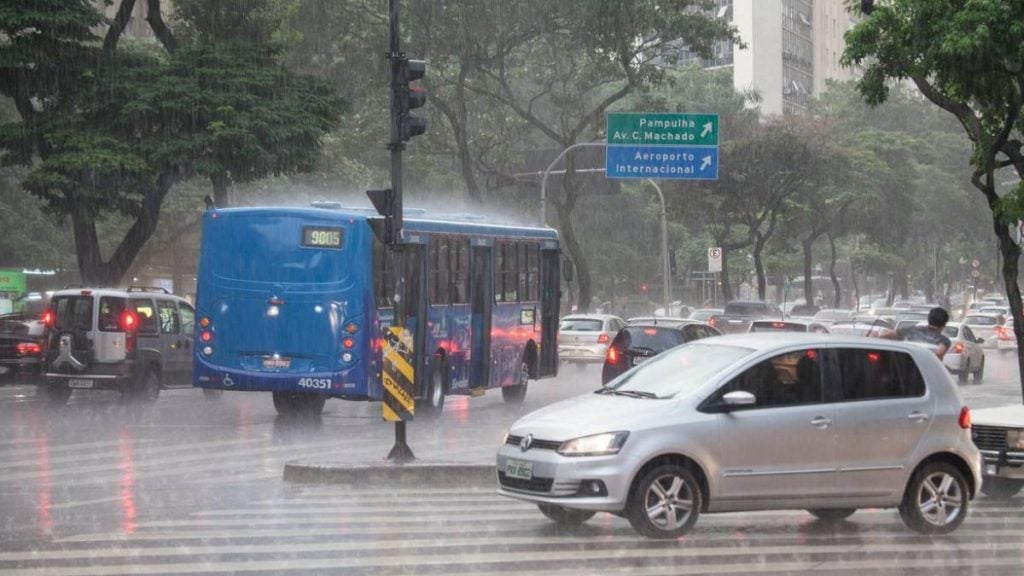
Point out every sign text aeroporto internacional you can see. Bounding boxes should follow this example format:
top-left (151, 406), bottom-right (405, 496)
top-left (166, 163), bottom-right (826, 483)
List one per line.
top-left (606, 112), bottom-right (720, 180)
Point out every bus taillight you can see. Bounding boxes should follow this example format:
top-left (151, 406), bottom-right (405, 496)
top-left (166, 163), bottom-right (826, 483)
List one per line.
top-left (343, 337), bottom-right (355, 349)
top-left (201, 330), bottom-right (213, 343)
top-left (346, 322), bottom-right (358, 334)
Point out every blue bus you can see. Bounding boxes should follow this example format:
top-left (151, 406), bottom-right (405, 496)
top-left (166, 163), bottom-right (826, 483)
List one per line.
top-left (193, 205), bottom-right (561, 417)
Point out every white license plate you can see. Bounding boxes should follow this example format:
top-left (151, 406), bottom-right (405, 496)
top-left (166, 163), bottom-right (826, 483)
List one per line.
top-left (67, 379), bottom-right (94, 389)
top-left (263, 356), bottom-right (291, 369)
top-left (506, 458), bottom-right (533, 480)
top-left (632, 356), bottom-right (649, 366)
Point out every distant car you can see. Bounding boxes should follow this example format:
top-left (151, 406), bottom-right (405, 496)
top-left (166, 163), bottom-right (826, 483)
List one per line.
top-left (747, 319), bottom-right (830, 334)
top-left (962, 313), bottom-right (1003, 349)
top-left (712, 301), bottom-right (784, 334)
top-left (828, 317), bottom-right (894, 338)
top-left (812, 308), bottom-right (855, 327)
top-left (786, 304), bottom-right (820, 319)
top-left (498, 334), bottom-right (981, 538)
top-left (970, 404), bottom-right (1024, 499)
top-left (979, 306), bottom-right (1010, 319)
top-left (940, 322), bottom-right (986, 384)
top-left (0, 315), bottom-right (44, 386)
top-left (558, 314), bottom-right (625, 367)
top-left (601, 321), bottom-right (720, 384)
top-left (995, 319), bottom-right (1017, 353)
top-left (688, 308), bottom-right (723, 324)
top-left (627, 316), bottom-right (696, 328)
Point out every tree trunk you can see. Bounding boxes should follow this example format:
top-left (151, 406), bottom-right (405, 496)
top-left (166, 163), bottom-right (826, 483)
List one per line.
top-left (994, 220), bottom-right (1024, 401)
top-left (719, 249), bottom-right (732, 302)
top-left (753, 233), bottom-right (767, 301)
top-left (828, 233), bottom-right (841, 308)
top-left (211, 172), bottom-right (231, 208)
top-left (802, 237), bottom-right (814, 306)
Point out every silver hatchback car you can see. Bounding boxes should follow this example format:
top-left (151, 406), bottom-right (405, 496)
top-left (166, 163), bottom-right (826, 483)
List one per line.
top-left (497, 333), bottom-right (981, 539)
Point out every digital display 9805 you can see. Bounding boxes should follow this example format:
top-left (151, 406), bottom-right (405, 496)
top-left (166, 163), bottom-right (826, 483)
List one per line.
top-left (301, 226), bottom-right (343, 249)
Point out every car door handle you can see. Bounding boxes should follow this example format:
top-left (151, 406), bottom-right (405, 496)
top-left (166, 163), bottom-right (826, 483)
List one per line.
top-left (810, 416), bottom-right (832, 428)
top-left (907, 412), bottom-right (930, 423)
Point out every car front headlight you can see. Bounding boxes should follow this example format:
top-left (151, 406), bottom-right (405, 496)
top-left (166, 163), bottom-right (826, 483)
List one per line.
top-left (557, 431), bottom-right (629, 457)
top-left (1007, 429), bottom-right (1024, 450)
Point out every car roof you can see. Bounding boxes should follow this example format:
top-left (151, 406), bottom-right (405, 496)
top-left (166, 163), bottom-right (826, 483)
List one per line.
top-left (964, 312), bottom-right (1002, 318)
top-left (561, 314), bottom-right (621, 321)
top-left (49, 287), bottom-right (184, 300)
top-left (627, 316), bottom-right (700, 324)
top-left (700, 332), bottom-right (931, 353)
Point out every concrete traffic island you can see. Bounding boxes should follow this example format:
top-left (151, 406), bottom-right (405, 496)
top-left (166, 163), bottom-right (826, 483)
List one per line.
top-left (283, 460), bottom-right (495, 486)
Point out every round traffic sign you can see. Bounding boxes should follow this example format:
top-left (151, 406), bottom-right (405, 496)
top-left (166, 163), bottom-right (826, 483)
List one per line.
top-left (971, 269), bottom-right (981, 278)
top-left (972, 259), bottom-right (980, 268)
top-left (709, 247), bottom-right (722, 259)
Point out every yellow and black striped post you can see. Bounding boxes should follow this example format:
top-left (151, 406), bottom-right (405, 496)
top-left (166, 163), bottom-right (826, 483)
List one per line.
top-left (382, 325), bottom-right (416, 461)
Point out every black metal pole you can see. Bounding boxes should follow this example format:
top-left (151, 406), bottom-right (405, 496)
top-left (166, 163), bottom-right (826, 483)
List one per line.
top-left (386, 0), bottom-right (413, 463)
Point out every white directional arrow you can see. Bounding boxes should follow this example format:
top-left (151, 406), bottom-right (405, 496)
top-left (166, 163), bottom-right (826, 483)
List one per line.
top-left (700, 156), bottom-right (712, 171)
top-left (701, 122), bottom-right (713, 138)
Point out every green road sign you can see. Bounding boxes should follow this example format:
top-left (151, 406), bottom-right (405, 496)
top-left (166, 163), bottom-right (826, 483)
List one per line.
top-left (607, 112), bottom-right (719, 146)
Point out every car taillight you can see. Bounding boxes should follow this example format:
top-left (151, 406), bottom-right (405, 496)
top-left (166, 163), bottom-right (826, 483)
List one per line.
top-left (959, 406), bottom-right (971, 429)
top-left (598, 333), bottom-right (610, 344)
top-left (16, 342), bottom-right (41, 356)
top-left (707, 317), bottom-right (717, 326)
top-left (41, 309), bottom-right (55, 328)
top-left (953, 342), bottom-right (964, 354)
top-left (120, 310), bottom-right (139, 353)
top-left (607, 346), bottom-right (619, 364)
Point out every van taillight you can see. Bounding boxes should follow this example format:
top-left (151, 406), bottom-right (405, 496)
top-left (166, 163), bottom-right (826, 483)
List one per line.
top-left (959, 407), bottom-right (971, 429)
top-left (42, 310), bottom-right (55, 328)
top-left (120, 310), bottom-right (139, 353)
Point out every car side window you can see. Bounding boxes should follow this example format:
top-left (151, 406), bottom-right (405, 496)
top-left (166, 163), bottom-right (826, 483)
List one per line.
top-left (156, 299), bottom-right (180, 334)
top-left (711, 349), bottom-right (823, 410)
top-left (835, 348), bottom-right (925, 401)
top-left (179, 303), bottom-right (195, 337)
top-left (129, 298), bottom-right (159, 335)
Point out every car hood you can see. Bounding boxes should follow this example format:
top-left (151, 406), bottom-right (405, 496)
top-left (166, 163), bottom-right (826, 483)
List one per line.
top-left (972, 404), bottom-right (1024, 429)
top-left (508, 391), bottom-right (678, 441)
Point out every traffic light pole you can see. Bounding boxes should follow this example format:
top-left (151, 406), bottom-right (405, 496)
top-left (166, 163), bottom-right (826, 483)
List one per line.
top-left (385, 0), bottom-right (413, 464)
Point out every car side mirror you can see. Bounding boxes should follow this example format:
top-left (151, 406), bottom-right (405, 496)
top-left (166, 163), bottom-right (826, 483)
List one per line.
top-left (722, 390), bottom-right (756, 408)
top-left (976, 337), bottom-right (984, 344)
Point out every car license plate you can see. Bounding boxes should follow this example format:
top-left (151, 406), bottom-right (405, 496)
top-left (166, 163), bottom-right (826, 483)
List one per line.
top-left (632, 356), bottom-right (649, 366)
top-left (67, 378), bottom-right (94, 389)
top-left (263, 356), bottom-right (291, 369)
top-left (506, 458), bottom-right (533, 481)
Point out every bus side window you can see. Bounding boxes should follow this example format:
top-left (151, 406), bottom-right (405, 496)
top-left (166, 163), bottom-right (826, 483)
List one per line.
top-left (429, 236), bottom-right (450, 305)
top-left (498, 241), bottom-right (518, 303)
top-left (520, 243), bottom-right (539, 302)
top-left (373, 238), bottom-right (395, 308)
top-left (452, 238), bottom-right (469, 304)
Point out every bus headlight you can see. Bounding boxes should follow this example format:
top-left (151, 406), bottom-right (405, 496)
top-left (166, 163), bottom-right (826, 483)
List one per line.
top-left (342, 352), bottom-right (353, 363)
top-left (557, 432), bottom-right (629, 457)
top-left (202, 346), bottom-right (213, 356)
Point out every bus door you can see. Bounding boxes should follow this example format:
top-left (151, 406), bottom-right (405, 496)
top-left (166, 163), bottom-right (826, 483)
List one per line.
top-left (469, 244), bottom-right (492, 389)
top-left (539, 248), bottom-right (560, 377)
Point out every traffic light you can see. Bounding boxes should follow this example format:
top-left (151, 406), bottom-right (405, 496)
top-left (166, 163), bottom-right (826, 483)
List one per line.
top-left (398, 58), bottom-right (427, 141)
top-left (366, 188), bottom-right (395, 244)
top-left (669, 249), bottom-right (678, 276)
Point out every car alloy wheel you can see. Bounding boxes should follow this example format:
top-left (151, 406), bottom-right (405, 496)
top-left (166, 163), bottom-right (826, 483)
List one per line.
top-left (899, 462), bottom-right (968, 534)
top-left (628, 464), bottom-right (701, 539)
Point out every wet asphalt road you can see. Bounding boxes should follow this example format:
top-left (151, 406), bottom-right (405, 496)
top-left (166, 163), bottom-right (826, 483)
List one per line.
top-left (0, 352), bottom-right (1022, 575)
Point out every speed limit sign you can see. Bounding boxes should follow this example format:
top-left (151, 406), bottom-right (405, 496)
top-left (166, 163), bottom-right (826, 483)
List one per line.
top-left (708, 247), bottom-right (723, 273)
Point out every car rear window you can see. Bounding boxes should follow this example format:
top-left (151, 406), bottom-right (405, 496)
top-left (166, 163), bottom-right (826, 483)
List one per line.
top-left (750, 321), bottom-right (805, 332)
top-left (942, 326), bottom-right (959, 338)
top-left (965, 316), bottom-right (998, 326)
top-left (724, 302), bottom-right (769, 315)
top-left (614, 327), bottom-right (685, 352)
top-left (835, 348), bottom-right (925, 400)
top-left (560, 318), bottom-right (604, 331)
top-left (52, 296), bottom-right (94, 332)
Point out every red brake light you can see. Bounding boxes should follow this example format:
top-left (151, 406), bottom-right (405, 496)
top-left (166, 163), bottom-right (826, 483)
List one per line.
top-left (643, 328), bottom-right (658, 336)
top-left (200, 331), bottom-right (213, 343)
top-left (607, 346), bottom-right (619, 364)
top-left (806, 350), bottom-right (817, 360)
top-left (16, 342), bottom-right (41, 356)
top-left (598, 333), bottom-right (610, 344)
top-left (867, 352), bottom-right (880, 363)
top-left (119, 310), bottom-right (139, 332)
top-left (959, 406), bottom-right (971, 429)
top-left (42, 310), bottom-right (55, 328)
top-left (343, 337), bottom-right (355, 349)
top-left (953, 342), bottom-right (964, 354)
top-left (772, 322), bottom-right (786, 328)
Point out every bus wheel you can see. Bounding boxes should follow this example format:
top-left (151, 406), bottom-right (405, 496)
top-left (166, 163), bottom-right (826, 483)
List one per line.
top-left (273, 391), bottom-right (326, 418)
top-left (502, 360), bottom-right (529, 405)
top-left (418, 357), bottom-right (446, 419)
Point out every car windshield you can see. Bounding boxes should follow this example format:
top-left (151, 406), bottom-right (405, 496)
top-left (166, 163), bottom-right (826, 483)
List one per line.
top-left (605, 342), bottom-right (753, 398)
top-left (559, 318), bottom-right (604, 331)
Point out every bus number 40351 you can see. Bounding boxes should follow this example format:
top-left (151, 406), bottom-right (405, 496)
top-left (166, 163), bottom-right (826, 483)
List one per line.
top-left (298, 378), bottom-right (331, 389)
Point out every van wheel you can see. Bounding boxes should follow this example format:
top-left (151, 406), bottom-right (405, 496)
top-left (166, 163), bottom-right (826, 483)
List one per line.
top-left (899, 462), bottom-right (969, 534)
top-left (417, 357), bottom-right (446, 419)
top-left (981, 477), bottom-right (1024, 499)
top-left (537, 504), bottom-right (596, 526)
top-left (807, 508), bottom-right (856, 521)
top-left (39, 381), bottom-right (71, 406)
top-left (128, 370), bottom-right (161, 403)
top-left (272, 391), bottom-right (326, 418)
top-left (202, 388), bottom-right (224, 400)
top-left (627, 464), bottom-right (702, 539)
top-left (502, 360), bottom-right (529, 405)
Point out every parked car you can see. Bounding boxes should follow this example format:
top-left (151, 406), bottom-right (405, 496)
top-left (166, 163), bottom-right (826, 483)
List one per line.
top-left (710, 301), bottom-right (784, 334)
top-left (747, 319), bottom-right (829, 334)
top-left (962, 313), bottom-right (1003, 349)
top-left (558, 314), bottom-right (625, 367)
top-left (497, 334), bottom-right (980, 538)
top-left (970, 404), bottom-right (1024, 499)
top-left (601, 320), bottom-right (720, 384)
top-left (39, 287), bottom-right (199, 405)
top-left (940, 322), bottom-right (986, 384)
top-left (0, 315), bottom-right (44, 385)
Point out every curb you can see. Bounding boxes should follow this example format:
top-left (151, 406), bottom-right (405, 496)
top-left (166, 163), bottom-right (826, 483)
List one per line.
top-left (283, 461), bottom-right (496, 486)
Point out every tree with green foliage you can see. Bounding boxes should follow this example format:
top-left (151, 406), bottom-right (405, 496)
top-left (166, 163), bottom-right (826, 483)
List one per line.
top-left (844, 0), bottom-right (1024, 397)
top-left (0, 0), bottom-right (343, 285)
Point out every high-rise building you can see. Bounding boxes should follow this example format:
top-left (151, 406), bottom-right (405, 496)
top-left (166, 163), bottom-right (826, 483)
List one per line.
top-left (679, 0), bottom-right (859, 116)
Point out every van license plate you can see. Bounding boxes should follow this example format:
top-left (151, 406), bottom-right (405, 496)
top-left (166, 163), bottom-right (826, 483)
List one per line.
top-left (506, 459), bottom-right (533, 481)
top-left (263, 356), bottom-right (291, 369)
top-left (67, 379), bottom-right (94, 389)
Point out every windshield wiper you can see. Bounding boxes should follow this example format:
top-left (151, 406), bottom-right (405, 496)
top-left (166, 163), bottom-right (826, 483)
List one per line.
top-left (596, 387), bottom-right (658, 399)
